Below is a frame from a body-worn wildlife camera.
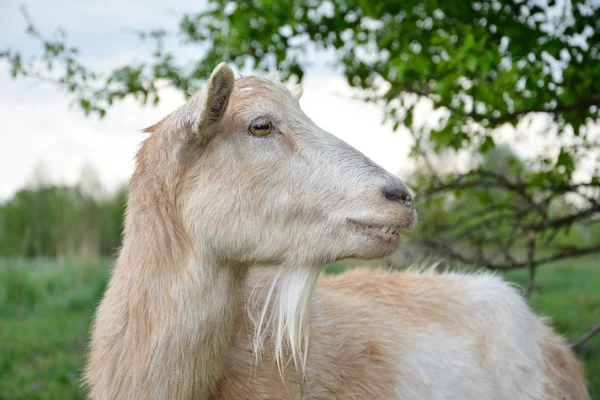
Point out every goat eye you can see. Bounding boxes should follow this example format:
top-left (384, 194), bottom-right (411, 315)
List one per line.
top-left (249, 121), bottom-right (273, 136)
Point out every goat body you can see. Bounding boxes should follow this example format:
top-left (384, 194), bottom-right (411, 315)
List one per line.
top-left (85, 63), bottom-right (590, 399)
top-left (216, 268), bottom-right (589, 399)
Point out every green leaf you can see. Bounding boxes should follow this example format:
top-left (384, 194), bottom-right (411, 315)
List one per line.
top-left (480, 136), bottom-right (495, 153)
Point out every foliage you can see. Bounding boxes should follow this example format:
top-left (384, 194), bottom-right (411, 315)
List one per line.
top-left (0, 182), bottom-right (126, 259)
top-left (410, 145), bottom-right (600, 272)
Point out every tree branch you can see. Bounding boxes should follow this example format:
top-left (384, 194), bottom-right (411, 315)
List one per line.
top-left (570, 320), bottom-right (600, 351)
top-left (422, 239), bottom-right (600, 270)
top-left (531, 204), bottom-right (600, 232)
top-left (525, 230), bottom-right (536, 299)
top-left (426, 169), bottom-right (548, 217)
top-left (466, 97), bottom-right (600, 125)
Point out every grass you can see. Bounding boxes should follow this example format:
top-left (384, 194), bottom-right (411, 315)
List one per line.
top-left (1, 257), bottom-right (598, 399)
top-left (504, 258), bottom-right (600, 397)
top-left (0, 258), bottom-right (111, 400)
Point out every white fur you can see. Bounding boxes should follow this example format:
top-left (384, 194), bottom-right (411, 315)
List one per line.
top-left (390, 274), bottom-right (548, 399)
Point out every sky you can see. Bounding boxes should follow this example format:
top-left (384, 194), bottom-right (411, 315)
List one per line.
top-left (0, 0), bottom-right (414, 200)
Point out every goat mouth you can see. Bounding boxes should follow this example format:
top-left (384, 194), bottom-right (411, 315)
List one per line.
top-left (347, 219), bottom-right (404, 245)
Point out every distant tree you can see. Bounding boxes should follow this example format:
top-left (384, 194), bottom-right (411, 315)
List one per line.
top-left (0, 165), bottom-right (126, 259)
top-left (0, 186), bottom-right (75, 258)
top-left (98, 185), bottom-right (127, 257)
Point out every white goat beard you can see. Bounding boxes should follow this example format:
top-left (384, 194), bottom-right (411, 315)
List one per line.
top-left (250, 265), bottom-right (321, 376)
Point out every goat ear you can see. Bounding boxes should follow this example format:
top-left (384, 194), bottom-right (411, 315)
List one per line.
top-left (200, 63), bottom-right (235, 125)
top-left (292, 84), bottom-right (303, 101)
top-left (144, 63), bottom-right (235, 143)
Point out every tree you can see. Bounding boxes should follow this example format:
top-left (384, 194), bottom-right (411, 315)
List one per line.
top-left (2, 0), bottom-right (599, 343)
top-left (0, 166), bottom-right (126, 259)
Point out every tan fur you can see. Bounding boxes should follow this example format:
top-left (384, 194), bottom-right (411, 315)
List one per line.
top-left (215, 269), bottom-right (590, 399)
top-left (84, 64), bottom-right (589, 399)
top-left (540, 323), bottom-right (590, 399)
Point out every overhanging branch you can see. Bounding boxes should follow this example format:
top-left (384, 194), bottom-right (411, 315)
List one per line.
top-left (422, 239), bottom-right (600, 270)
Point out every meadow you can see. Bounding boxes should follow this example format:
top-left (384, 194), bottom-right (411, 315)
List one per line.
top-left (1, 257), bottom-right (598, 399)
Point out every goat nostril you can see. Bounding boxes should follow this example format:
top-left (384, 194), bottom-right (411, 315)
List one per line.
top-left (383, 187), bottom-right (413, 207)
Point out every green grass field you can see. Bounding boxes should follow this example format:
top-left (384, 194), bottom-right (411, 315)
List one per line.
top-left (1, 257), bottom-right (598, 399)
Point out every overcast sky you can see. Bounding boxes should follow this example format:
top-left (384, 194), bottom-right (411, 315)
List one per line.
top-left (0, 0), bottom-right (415, 201)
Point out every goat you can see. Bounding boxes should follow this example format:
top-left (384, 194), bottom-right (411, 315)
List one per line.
top-left (85, 63), bottom-right (590, 399)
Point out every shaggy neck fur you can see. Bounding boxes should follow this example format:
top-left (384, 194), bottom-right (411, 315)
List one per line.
top-left (251, 264), bottom-right (321, 373)
top-left (84, 137), bottom-right (249, 399)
